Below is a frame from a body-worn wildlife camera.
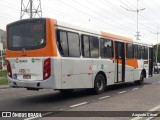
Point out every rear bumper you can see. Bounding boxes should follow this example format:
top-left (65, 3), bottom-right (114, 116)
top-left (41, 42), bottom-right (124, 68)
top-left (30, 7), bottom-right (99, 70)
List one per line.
top-left (8, 76), bottom-right (55, 89)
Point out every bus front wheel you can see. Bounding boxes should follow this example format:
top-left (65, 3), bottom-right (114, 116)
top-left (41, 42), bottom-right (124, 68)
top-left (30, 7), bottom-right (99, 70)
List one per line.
top-left (93, 74), bottom-right (105, 94)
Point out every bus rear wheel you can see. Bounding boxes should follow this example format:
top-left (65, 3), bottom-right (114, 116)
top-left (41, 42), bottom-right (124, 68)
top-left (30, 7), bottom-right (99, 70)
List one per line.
top-left (93, 74), bottom-right (105, 94)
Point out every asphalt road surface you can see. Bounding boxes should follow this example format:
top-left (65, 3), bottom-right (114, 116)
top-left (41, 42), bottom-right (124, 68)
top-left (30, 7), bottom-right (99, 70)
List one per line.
top-left (0, 74), bottom-right (160, 120)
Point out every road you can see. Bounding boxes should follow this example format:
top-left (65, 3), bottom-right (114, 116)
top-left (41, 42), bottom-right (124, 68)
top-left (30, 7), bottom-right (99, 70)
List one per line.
top-left (0, 74), bottom-right (160, 120)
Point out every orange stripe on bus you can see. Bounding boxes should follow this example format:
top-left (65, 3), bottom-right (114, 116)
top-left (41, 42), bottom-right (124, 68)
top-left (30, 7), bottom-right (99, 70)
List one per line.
top-left (101, 31), bottom-right (133, 42)
top-left (114, 59), bottom-right (138, 68)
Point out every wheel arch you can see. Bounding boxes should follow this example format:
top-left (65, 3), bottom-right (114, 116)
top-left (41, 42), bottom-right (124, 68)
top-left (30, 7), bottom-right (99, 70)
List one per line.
top-left (141, 69), bottom-right (146, 78)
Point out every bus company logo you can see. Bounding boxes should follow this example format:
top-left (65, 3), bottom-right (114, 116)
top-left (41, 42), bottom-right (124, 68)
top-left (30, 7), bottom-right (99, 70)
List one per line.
top-left (31, 58), bottom-right (41, 63)
top-left (16, 58), bottom-right (27, 63)
top-left (101, 64), bottom-right (104, 69)
top-left (16, 58), bottom-right (19, 63)
top-left (32, 58), bottom-right (35, 63)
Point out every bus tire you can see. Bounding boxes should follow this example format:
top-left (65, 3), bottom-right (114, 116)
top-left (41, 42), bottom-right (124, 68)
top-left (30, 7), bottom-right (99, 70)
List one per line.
top-left (93, 74), bottom-right (105, 94)
top-left (135, 73), bottom-right (144, 85)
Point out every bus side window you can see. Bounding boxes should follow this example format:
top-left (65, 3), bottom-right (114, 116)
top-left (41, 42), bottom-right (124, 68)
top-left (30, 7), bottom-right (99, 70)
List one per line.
top-left (137, 45), bottom-right (141, 59)
top-left (100, 38), bottom-right (113, 58)
top-left (144, 46), bottom-right (148, 59)
top-left (57, 30), bottom-right (80, 57)
top-left (141, 46), bottom-right (145, 59)
top-left (134, 44), bottom-right (138, 59)
top-left (90, 36), bottom-right (99, 58)
top-left (82, 35), bottom-right (90, 57)
top-left (57, 30), bottom-right (69, 56)
top-left (126, 43), bottom-right (134, 59)
top-left (68, 32), bottom-right (80, 57)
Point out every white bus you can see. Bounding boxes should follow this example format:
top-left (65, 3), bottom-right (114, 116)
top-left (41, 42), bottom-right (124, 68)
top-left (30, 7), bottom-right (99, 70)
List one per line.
top-left (6, 18), bottom-right (153, 94)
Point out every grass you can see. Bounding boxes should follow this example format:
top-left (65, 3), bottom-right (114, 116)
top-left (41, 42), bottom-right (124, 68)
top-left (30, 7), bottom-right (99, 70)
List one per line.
top-left (0, 70), bottom-right (7, 77)
top-left (0, 70), bottom-right (8, 85)
top-left (0, 79), bottom-right (8, 85)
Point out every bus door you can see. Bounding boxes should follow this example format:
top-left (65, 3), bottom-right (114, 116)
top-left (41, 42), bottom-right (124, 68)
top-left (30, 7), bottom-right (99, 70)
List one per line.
top-left (115, 41), bottom-right (125, 83)
top-left (149, 47), bottom-right (153, 77)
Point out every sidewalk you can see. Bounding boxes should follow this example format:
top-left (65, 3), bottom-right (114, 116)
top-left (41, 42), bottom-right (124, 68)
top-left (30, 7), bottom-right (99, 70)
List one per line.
top-left (0, 84), bottom-right (9, 89)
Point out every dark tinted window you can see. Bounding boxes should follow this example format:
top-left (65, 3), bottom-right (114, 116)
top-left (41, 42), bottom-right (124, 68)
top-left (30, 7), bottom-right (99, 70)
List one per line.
top-left (134, 44), bottom-right (138, 59)
top-left (126, 43), bottom-right (134, 58)
top-left (100, 38), bottom-right (113, 58)
top-left (68, 32), bottom-right (80, 57)
top-left (82, 35), bottom-right (90, 57)
top-left (57, 30), bottom-right (80, 57)
top-left (59, 31), bottom-right (68, 56)
top-left (137, 45), bottom-right (141, 59)
top-left (141, 46), bottom-right (145, 59)
top-left (7, 19), bottom-right (46, 50)
top-left (82, 35), bottom-right (99, 58)
top-left (144, 46), bottom-right (148, 59)
top-left (90, 36), bottom-right (99, 58)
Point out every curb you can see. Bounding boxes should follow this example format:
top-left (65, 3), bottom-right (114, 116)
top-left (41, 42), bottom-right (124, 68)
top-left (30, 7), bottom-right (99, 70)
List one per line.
top-left (0, 85), bottom-right (9, 89)
top-left (0, 77), bottom-right (8, 80)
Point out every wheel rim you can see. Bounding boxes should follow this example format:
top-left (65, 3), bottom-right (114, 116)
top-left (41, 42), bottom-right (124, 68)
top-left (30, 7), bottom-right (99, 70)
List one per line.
top-left (97, 78), bottom-right (103, 91)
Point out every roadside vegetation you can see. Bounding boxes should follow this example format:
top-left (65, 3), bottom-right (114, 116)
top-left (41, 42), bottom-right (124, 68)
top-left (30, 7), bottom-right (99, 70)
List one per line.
top-left (0, 70), bottom-right (8, 85)
top-left (0, 70), bottom-right (7, 77)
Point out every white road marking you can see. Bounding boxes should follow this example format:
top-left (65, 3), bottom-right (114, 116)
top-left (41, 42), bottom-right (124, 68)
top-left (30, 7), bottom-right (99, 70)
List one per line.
top-left (99, 96), bottom-right (110, 100)
top-left (70, 102), bottom-right (87, 108)
top-left (118, 91), bottom-right (127, 94)
top-left (152, 83), bottom-right (156, 85)
top-left (132, 88), bottom-right (139, 90)
top-left (131, 104), bottom-right (160, 120)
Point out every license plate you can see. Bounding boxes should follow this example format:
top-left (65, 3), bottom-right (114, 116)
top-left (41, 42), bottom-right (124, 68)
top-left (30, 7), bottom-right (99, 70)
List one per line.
top-left (23, 75), bottom-right (31, 79)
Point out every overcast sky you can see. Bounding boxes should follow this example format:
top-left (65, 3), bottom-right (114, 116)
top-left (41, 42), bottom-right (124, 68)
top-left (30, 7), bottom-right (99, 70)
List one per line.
top-left (0, 0), bottom-right (160, 45)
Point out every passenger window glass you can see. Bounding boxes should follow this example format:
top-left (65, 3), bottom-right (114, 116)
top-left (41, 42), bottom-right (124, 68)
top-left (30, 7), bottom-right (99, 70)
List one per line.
top-left (144, 47), bottom-right (148, 59)
top-left (100, 38), bottom-right (113, 58)
top-left (57, 30), bottom-right (80, 57)
top-left (59, 31), bottom-right (68, 56)
top-left (90, 36), bottom-right (99, 58)
top-left (82, 35), bottom-right (90, 57)
top-left (137, 45), bottom-right (141, 59)
top-left (141, 46), bottom-right (145, 59)
top-left (126, 43), bottom-right (134, 59)
top-left (134, 45), bottom-right (138, 59)
top-left (68, 32), bottom-right (80, 57)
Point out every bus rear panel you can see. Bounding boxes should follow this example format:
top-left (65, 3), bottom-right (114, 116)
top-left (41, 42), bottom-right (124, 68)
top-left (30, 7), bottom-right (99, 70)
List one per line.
top-left (6, 18), bottom-right (58, 89)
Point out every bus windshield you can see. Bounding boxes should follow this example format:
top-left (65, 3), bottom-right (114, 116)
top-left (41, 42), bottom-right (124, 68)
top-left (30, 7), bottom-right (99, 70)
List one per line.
top-left (7, 19), bottom-right (46, 51)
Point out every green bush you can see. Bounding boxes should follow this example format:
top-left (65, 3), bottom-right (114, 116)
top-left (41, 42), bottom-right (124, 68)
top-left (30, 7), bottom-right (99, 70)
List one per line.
top-left (0, 79), bottom-right (8, 85)
top-left (0, 70), bottom-right (7, 77)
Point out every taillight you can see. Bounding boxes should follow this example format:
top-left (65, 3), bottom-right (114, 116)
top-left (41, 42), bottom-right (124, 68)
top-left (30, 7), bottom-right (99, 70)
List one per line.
top-left (6, 60), bottom-right (12, 78)
top-left (43, 58), bottom-right (51, 80)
